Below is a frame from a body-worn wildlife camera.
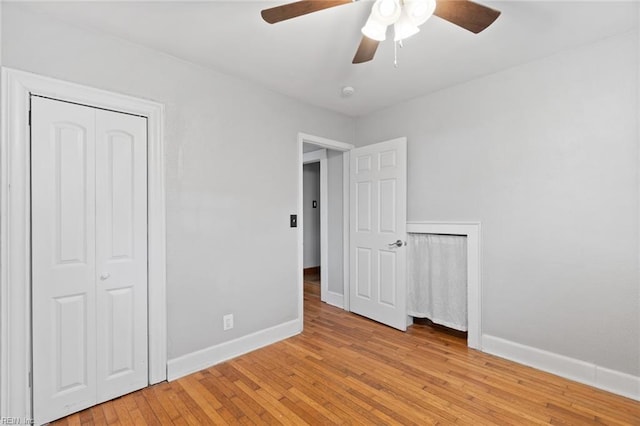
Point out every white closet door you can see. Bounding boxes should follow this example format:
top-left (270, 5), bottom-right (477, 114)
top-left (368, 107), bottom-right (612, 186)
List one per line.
top-left (32, 97), bottom-right (148, 424)
top-left (95, 109), bottom-right (148, 403)
top-left (32, 97), bottom-right (98, 424)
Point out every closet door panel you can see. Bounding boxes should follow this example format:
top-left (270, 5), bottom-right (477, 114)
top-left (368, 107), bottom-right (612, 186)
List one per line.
top-left (95, 109), bottom-right (148, 403)
top-left (31, 97), bottom-right (98, 425)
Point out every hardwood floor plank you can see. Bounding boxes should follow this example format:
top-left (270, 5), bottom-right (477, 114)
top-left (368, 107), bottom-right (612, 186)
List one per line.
top-left (288, 364), bottom-right (395, 424)
top-left (123, 394), bottom-right (147, 425)
top-left (197, 370), bottom-right (248, 421)
top-left (180, 376), bottom-right (226, 421)
top-left (133, 390), bottom-right (165, 425)
top-left (279, 395), bottom-right (331, 425)
top-left (158, 384), bottom-right (204, 425)
top-left (65, 414), bottom-right (81, 426)
top-left (141, 386), bottom-right (178, 424)
top-left (78, 408), bottom-right (94, 425)
top-left (172, 381), bottom-right (222, 425)
top-left (149, 384), bottom-right (185, 424)
top-left (52, 282), bottom-right (640, 425)
top-left (234, 379), bottom-right (301, 425)
top-left (110, 396), bottom-right (135, 425)
top-left (287, 382), bottom-right (350, 424)
top-left (229, 394), bottom-right (270, 425)
top-left (100, 400), bottom-right (120, 425)
top-left (89, 404), bottom-right (106, 424)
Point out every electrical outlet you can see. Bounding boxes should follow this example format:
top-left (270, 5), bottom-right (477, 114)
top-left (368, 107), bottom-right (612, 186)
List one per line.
top-left (223, 314), bottom-right (234, 331)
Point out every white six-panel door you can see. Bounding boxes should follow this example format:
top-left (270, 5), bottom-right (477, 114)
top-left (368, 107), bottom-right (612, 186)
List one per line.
top-left (31, 96), bottom-right (148, 424)
top-left (349, 138), bottom-right (407, 331)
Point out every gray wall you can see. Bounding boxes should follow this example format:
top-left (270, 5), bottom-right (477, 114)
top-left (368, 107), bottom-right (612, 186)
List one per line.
top-left (303, 162), bottom-right (321, 268)
top-left (1, 4), bottom-right (355, 360)
top-left (355, 31), bottom-right (639, 375)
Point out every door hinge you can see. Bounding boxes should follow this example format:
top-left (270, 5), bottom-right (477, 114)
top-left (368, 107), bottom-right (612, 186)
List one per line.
top-left (28, 109), bottom-right (32, 126)
top-left (28, 371), bottom-right (32, 388)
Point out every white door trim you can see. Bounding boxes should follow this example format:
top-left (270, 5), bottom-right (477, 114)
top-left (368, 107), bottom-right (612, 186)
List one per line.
top-left (297, 133), bottom-right (353, 322)
top-left (302, 148), bottom-right (326, 163)
top-left (342, 151), bottom-right (350, 311)
top-left (406, 221), bottom-right (482, 350)
top-left (0, 68), bottom-right (167, 419)
top-left (637, 3), bottom-right (640, 386)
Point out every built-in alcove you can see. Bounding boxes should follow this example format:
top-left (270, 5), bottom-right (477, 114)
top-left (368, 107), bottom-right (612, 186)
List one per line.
top-left (407, 233), bottom-right (468, 339)
top-left (406, 222), bottom-right (481, 349)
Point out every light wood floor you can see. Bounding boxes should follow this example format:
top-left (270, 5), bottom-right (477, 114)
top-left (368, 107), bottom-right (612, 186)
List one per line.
top-left (53, 280), bottom-right (640, 425)
top-left (303, 268), bottom-right (320, 299)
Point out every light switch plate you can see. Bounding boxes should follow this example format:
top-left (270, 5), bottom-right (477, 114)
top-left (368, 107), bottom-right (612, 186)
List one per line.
top-left (223, 314), bottom-right (233, 331)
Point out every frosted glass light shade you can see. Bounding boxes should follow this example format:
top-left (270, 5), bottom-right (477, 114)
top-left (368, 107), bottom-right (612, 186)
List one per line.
top-left (370, 0), bottom-right (401, 25)
top-left (362, 17), bottom-right (388, 41)
top-left (404, 0), bottom-right (436, 26)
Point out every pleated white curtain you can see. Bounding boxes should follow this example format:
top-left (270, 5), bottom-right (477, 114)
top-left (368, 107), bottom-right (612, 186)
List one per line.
top-left (407, 233), bottom-right (468, 331)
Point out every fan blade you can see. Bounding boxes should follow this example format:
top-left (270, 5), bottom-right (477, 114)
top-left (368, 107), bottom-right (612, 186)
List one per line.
top-left (352, 36), bottom-right (380, 64)
top-left (261, 0), bottom-right (352, 24)
top-left (434, 0), bottom-right (501, 34)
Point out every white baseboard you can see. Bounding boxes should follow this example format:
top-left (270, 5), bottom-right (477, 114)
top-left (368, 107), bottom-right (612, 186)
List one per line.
top-left (323, 291), bottom-right (344, 309)
top-left (167, 319), bottom-right (302, 381)
top-left (482, 334), bottom-right (640, 401)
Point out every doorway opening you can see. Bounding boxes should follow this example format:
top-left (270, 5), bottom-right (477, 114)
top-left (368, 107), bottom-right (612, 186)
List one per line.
top-left (303, 160), bottom-right (321, 299)
top-left (296, 133), bottom-right (354, 323)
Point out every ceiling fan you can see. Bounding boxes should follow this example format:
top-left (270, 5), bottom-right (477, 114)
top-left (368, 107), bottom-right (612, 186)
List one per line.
top-left (261, 0), bottom-right (501, 64)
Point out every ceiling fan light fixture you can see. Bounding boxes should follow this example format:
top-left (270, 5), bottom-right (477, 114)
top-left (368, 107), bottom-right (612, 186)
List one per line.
top-left (403, 0), bottom-right (436, 26)
top-left (361, 16), bottom-right (388, 41)
top-left (260, 0), bottom-right (502, 65)
top-left (393, 9), bottom-right (420, 41)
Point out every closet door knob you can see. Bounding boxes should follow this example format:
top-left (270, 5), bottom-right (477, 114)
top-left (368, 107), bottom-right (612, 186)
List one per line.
top-left (99, 273), bottom-right (111, 281)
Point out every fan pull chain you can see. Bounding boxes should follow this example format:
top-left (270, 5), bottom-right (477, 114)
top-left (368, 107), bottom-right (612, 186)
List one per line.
top-left (394, 41), bottom-right (398, 67)
top-left (394, 40), bottom-right (404, 68)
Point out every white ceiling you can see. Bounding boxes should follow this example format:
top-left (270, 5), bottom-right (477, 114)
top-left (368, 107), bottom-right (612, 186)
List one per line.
top-left (14, 1), bottom-right (638, 117)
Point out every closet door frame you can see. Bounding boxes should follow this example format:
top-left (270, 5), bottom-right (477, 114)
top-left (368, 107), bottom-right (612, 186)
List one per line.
top-left (0, 68), bottom-right (167, 420)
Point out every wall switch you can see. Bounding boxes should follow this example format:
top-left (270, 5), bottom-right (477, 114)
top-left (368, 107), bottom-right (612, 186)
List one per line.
top-left (290, 214), bottom-right (297, 228)
top-left (223, 314), bottom-right (234, 331)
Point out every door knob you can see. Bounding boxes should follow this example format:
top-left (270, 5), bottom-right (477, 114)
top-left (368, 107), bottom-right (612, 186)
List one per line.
top-left (99, 273), bottom-right (111, 281)
top-left (387, 240), bottom-right (405, 248)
